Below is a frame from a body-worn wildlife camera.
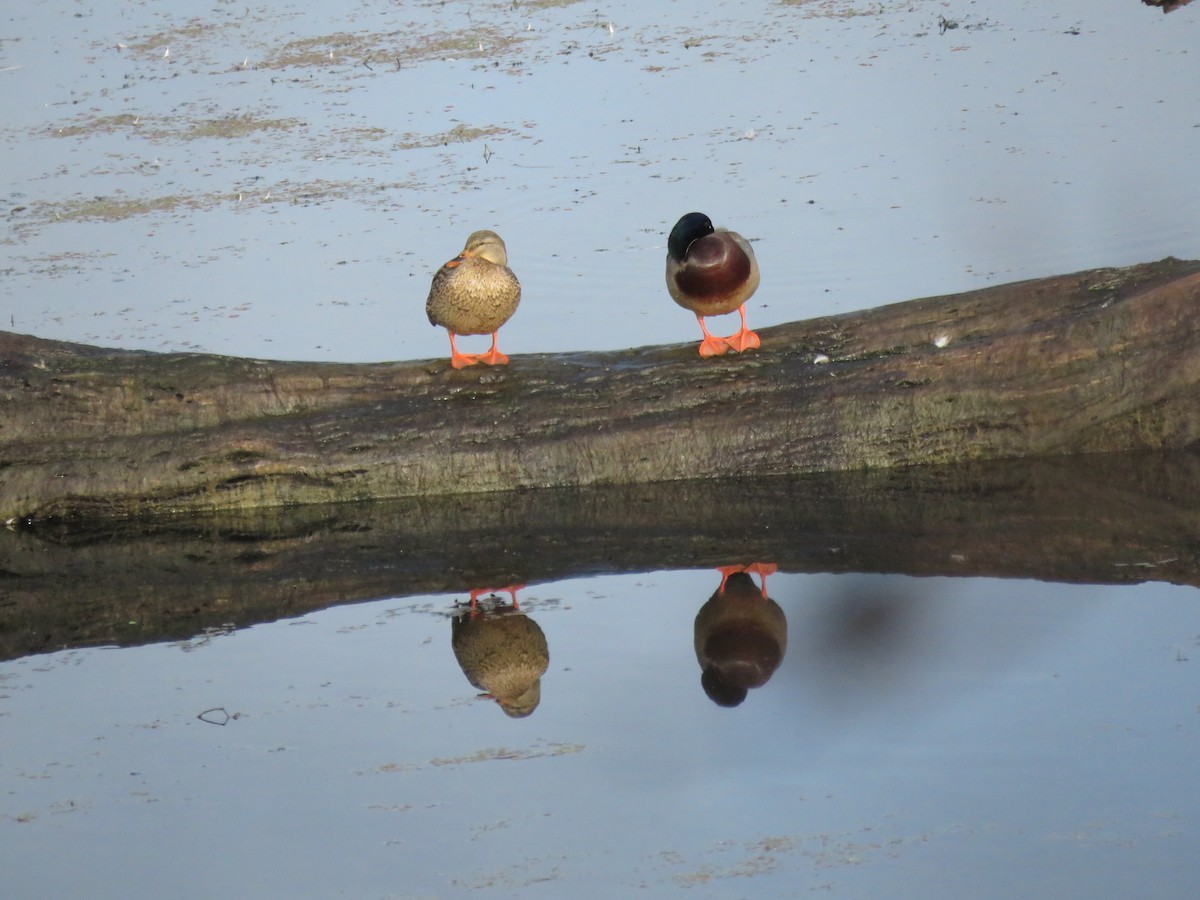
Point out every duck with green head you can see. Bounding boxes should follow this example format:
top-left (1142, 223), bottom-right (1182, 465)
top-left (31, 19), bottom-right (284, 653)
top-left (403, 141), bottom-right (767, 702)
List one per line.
top-left (426, 229), bottom-right (521, 369)
top-left (666, 212), bottom-right (761, 357)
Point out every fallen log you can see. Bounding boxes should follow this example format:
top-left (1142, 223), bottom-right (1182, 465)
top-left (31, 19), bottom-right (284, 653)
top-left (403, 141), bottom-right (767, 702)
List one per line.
top-left (2, 257), bottom-right (1200, 522)
top-left (1, 451), bottom-right (1198, 660)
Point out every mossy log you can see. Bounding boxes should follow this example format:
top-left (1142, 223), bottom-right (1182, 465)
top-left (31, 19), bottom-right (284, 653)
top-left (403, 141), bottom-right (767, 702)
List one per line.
top-left (2, 257), bottom-right (1200, 523)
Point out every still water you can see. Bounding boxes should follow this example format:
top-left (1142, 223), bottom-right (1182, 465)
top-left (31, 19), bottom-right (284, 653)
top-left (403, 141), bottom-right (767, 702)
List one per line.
top-left (2, 0), bottom-right (1198, 362)
top-left (3, 571), bottom-right (1199, 898)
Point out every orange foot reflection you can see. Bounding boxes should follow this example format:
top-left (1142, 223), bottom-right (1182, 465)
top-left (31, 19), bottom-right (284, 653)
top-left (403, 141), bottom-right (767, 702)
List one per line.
top-left (467, 583), bottom-right (526, 610)
top-left (716, 562), bottom-right (777, 597)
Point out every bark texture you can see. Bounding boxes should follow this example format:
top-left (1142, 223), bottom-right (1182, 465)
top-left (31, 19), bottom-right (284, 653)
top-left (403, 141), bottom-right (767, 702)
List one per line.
top-left (2, 257), bottom-right (1200, 523)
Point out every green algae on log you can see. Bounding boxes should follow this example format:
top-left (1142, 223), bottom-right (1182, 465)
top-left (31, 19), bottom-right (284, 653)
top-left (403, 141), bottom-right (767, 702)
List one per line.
top-left (2, 257), bottom-right (1200, 523)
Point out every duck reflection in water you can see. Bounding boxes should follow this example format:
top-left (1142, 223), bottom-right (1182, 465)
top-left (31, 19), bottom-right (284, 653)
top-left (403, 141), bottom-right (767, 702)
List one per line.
top-left (694, 563), bottom-right (786, 708)
top-left (451, 585), bottom-right (549, 719)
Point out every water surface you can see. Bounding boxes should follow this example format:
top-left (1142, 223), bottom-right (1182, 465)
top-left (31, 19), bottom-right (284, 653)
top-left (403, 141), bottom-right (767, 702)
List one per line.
top-left (2, 0), bottom-right (1197, 361)
top-left (3, 572), bottom-right (1198, 898)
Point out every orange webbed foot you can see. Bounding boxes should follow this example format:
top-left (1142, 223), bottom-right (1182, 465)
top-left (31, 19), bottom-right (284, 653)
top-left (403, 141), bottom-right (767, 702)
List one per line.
top-left (476, 348), bottom-right (509, 367)
top-left (698, 335), bottom-right (732, 358)
top-left (695, 316), bottom-right (731, 357)
top-left (723, 305), bottom-right (760, 354)
top-left (447, 332), bottom-right (480, 369)
top-left (472, 333), bottom-right (510, 367)
top-left (724, 328), bottom-right (761, 354)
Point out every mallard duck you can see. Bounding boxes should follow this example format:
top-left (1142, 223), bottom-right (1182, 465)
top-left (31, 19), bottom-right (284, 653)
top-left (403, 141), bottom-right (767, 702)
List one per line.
top-left (694, 563), bottom-right (785, 707)
top-left (426, 229), bottom-right (521, 369)
top-left (666, 212), bottom-right (761, 357)
top-left (451, 587), bottom-right (548, 719)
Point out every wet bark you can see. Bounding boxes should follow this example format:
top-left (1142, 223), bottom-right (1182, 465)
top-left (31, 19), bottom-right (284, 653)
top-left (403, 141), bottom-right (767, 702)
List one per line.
top-left (2, 257), bottom-right (1200, 524)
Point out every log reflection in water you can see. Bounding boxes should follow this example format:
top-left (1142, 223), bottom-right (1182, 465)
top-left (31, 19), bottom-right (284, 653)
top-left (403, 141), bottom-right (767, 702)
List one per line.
top-left (2, 451), bottom-right (1198, 660)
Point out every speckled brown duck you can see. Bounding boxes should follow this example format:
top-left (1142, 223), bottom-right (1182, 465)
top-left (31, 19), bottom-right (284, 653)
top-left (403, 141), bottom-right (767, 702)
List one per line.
top-left (694, 563), bottom-right (786, 707)
top-left (426, 229), bottom-right (521, 369)
top-left (451, 589), bottom-right (548, 718)
top-left (666, 212), bottom-right (761, 357)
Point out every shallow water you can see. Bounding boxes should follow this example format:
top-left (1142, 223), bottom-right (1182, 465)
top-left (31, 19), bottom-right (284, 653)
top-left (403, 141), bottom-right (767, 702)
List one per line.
top-left (3, 571), bottom-right (1199, 898)
top-left (2, 0), bottom-right (1198, 362)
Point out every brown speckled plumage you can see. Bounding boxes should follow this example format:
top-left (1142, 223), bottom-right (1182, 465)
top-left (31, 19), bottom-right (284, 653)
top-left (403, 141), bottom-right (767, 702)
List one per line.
top-left (426, 230), bottom-right (521, 337)
top-left (452, 605), bottom-right (549, 718)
